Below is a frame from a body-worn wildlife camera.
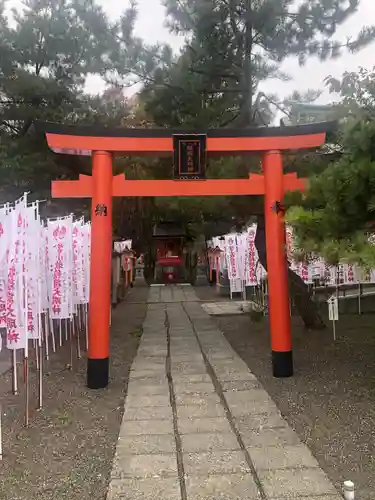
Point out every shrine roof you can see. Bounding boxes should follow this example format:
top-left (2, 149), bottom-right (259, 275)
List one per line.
top-left (152, 222), bottom-right (186, 238)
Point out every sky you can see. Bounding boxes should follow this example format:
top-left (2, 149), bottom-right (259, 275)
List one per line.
top-left (7, 0), bottom-right (375, 108)
top-left (88, 0), bottom-right (375, 107)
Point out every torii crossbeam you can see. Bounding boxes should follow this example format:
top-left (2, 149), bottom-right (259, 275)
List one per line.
top-left (37, 121), bottom-right (335, 389)
top-left (51, 172), bottom-right (306, 198)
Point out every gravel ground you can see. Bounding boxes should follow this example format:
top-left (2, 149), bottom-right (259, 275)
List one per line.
top-left (0, 343), bottom-right (10, 375)
top-left (194, 287), bottom-right (375, 500)
top-left (0, 284), bottom-right (148, 500)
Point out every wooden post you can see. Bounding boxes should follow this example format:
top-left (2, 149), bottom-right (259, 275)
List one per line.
top-left (124, 257), bottom-right (129, 288)
top-left (208, 250), bottom-right (213, 282)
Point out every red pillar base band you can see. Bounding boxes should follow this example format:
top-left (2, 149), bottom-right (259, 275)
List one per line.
top-left (272, 350), bottom-right (293, 378)
top-left (87, 357), bottom-right (109, 389)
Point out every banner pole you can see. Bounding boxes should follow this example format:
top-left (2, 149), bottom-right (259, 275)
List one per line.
top-left (11, 350), bottom-right (18, 395)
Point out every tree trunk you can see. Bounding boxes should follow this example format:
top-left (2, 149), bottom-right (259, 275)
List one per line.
top-left (255, 215), bottom-right (325, 330)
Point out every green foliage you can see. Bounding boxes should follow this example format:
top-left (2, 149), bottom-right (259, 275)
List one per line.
top-left (287, 69), bottom-right (375, 267)
top-left (1, 0), bottom-right (118, 131)
top-left (325, 67), bottom-right (375, 119)
top-left (0, 0), bottom-right (132, 205)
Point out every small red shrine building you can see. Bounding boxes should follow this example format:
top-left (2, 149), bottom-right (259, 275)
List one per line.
top-left (153, 222), bottom-right (186, 283)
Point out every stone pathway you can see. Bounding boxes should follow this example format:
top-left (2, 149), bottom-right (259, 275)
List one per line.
top-left (201, 301), bottom-right (254, 316)
top-left (147, 284), bottom-right (198, 303)
top-left (107, 285), bottom-right (342, 500)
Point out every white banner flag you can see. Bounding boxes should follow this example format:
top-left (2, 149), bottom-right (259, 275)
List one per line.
top-left (48, 218), bottom-right (72, 319)
top-left (6, 200), bottom-right (27, 350)
top-left (0, 207), bottom-right (9, 328)
top-left (25, 204), bottom-right (40, 340)
top-left (245, 226), bottom-right (258, 286)
top-left (225, 234), bottom-right (239, 280)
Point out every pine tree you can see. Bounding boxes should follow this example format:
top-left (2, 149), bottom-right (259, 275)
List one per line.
top-left (287, 67), bottom-right (375, 269)
top-left (0, 0), bottom-right (124, 201)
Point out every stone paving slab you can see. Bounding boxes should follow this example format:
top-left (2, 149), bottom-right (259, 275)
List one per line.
top-left (137, 348), bottom-right (167, 356)
top-left (172, 373), bottom-right (212, 383)
top-left (180, 432), bottom-right (239, 453)
top-left (176, 403), bottom-right (227, 419)
top-left (108, 477), bottom-right (181, 500)
top-left (241, 426), bottom-right (301, 448)
top-left (201, 301), bottom-right (255, 316)
top-left (220, 379), bottom-right (262, 391)
top-left (123, 406), bottom-right (173, 421)
top-left (269, 497), bottom-right (343, 500)
top-left (117, 434), bottom-right (176, 454)
top-left (227, 398), bottom-right (280, 417)
top-left (183, 450), bottom-right (250, 475)
top-left (175, 393), bottom-right (221, 405)
top-left (209, 358), bottom-right (250, 371)
top-left (126, 381), bottom-right (169, 393)
top-left (112, 453), bottom-right (178, 479)
top-left (185, 474), bottom-right (261, 500)
top-left (250, 444), bottom-right (319, 471)
top-left (173, 382), bottom-right (216, 394)
top-left (125, 394), bottom-right (171, 407)
top-left (258, 468), bottom-right (339, 497)
top-left (129, 369), bottom-right (166, 378)
top-left (119, 419), bottom-right (173, 436)
top-left (224, 388), bottom-right (276, 405)
top-left (171, 364), bottom-right (208, 375)
top-left (215, 370), bottom-right (258, 382)
top-left (131, 355), bottom-right (166, 362)
top-left (127, 375), bottom-right (168, 386)
top-left (107, 285), bottom-right (341, 500)
top-left (178, 417), bottom-right (232, 435)
top-left (235, 413), bottom-right (290, 431)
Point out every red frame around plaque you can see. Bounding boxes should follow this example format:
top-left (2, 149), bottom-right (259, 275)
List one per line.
top-left (173, 133), bottom-right (206, 180)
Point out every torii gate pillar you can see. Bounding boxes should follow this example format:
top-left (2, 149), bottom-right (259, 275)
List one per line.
top-left (87, 151), bottom-right (113, 388)
top-left (264, 150), bottom-right (292, 376)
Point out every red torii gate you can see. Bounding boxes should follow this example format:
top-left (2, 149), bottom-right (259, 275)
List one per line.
top-left (37, 121), bottom-right (334, 389)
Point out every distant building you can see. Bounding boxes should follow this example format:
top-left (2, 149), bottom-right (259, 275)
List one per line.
top-left (281, 103), bottom-right (335, 126)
